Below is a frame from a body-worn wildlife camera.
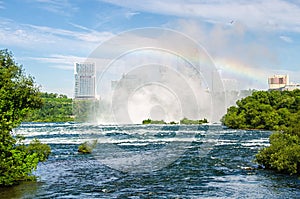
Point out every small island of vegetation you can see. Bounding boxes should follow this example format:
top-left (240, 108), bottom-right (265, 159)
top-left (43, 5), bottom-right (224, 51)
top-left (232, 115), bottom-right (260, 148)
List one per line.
top-left (222, 90), bottom-right (300, 176)
top-left (142, 119), bottom-right (167, 124)
top-left (180, 117), bottom-right (208, 125)
top-left (142, 118), bottom-right (208, 125)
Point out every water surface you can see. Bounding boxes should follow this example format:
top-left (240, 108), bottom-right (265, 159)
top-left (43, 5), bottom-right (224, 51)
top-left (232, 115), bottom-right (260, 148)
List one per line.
top-left (1, 123), bottom-right (299, 198)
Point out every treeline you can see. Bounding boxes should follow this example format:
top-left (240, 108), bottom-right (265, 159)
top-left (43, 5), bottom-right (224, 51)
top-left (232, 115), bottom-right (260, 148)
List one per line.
top-left (25, 92), bottom-right (74, 122)
top-left (222, 90), bottom-right (300, 131)
top-left (222, 90), bottom-right (300, 175)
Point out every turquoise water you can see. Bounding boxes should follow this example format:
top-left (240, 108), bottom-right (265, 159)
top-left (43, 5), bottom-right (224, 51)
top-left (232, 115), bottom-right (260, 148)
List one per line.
top-left (0, 123), bottom-right (299, 198)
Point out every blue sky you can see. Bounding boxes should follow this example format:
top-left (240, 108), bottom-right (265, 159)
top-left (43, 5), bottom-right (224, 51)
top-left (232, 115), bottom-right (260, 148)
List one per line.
top-left (1, 0), bottom-right (300, 97)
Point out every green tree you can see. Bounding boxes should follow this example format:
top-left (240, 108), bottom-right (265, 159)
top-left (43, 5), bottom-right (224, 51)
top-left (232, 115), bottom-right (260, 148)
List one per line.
top-left (73, 99), bottom-right (98, 122)
top-left (222, 90), bottom-right (300, 175)
top-left (256, 132), bottom-right (300, 175)
top-left (0, 49), bottom-right (50, 186)
top-left (222, 90), bottom-right (300, 131)
top-left (25, 92), bottom-right (74, 122)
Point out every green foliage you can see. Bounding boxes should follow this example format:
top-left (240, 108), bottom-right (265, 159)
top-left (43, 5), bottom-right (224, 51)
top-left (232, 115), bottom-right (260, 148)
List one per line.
top-left (78, 140), bottom-right (97, 154)
top-left (180, 118), bottom-right (208, 125)
top-left (255, 132), bottom-right (300, 175)
top-left (222, 90), bottom-right (300, 175)
top-left (142, 119), bottom-right (166, 124)
top-left (142, 118), bottom-right (208, 125)
top-left (142, 119), bottom-right (151, 124)
top-left (0, 49), bottom-right (51, 186)
top-left (73, 99), bottom-right (98, 122)
top-left (0, 146), bottom-right (39, 186)
top-left (25, 139), bottom-right (51, 162)
top-left (222, 90), bottom-right (300, 130)
top-left (26, 93), bottom-right (100, 123)
top-left (0, 49), bottom-right (42, 132)
top-left (25, 92), bottom-right (74, 122)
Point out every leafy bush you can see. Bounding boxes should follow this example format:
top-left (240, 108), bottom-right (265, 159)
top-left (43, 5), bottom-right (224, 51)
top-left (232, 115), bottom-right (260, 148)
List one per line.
top-left (0, 49), bottom-right (51, 186)
top-left (26, 139), bottom-right (51, 162)
top-left (256, 132), bottom-right (300, 175)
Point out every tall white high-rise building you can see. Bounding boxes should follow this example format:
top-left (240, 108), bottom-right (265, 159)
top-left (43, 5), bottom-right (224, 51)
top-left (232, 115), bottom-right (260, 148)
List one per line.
top-left (74, 62), bottom-right (96, 99)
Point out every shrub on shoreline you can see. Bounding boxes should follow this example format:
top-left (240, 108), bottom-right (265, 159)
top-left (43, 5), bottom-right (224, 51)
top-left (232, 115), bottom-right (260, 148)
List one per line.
top-left (222, 90), bottom-right (300, 175)
top-left (0, 49), bottom-right (51, 186)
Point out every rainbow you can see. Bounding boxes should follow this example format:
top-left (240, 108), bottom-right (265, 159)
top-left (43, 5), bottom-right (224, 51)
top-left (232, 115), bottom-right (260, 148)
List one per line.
top-left (215, 58), bottom-right (268, 88)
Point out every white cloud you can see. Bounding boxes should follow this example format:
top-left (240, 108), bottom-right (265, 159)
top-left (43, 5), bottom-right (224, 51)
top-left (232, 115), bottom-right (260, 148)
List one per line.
top-left (27, 54), bottom-right (113, 72)
top-left (69, 22), bottom-right (93, 32)
top-left (28, 54), bottom-right (87, 70)
top-left (101, 0), bottom-right (300, 32)
top-left (280, 35), bottom-right (293, 43)
top-left (32, 0), bottom-right (78, 16)
top-left (166, 19), bottom-right (281, 90)
top-left (0, 18), bottom-right (115, 55)
top-left (174, 19), bottom-right (277, 65)
top-left (125, 11), bottom-right (140, 19)
top-left (28, 24), bottom-right (115, 43)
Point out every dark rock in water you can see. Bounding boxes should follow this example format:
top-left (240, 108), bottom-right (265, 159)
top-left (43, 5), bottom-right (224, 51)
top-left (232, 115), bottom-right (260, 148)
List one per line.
top-left (78, 140), bottom-right (97, 154)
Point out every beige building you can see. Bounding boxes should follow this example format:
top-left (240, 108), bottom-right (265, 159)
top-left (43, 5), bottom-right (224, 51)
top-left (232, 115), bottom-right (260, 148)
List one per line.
top-left (282, 83), bottom-right (300, 91)
top-left (268, 74), bottom-right (300, 91)
top-left (268, 75), bottom-right (289, 90)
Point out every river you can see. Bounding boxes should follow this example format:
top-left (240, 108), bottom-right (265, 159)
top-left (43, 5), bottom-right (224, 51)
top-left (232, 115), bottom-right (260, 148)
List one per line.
top-left (0, 123), bottom-right (299, 198)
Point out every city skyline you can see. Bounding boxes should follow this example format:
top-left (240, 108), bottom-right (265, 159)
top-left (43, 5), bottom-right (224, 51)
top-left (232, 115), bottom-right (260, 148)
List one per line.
top-left (0, 1), bottom-right (300, 97)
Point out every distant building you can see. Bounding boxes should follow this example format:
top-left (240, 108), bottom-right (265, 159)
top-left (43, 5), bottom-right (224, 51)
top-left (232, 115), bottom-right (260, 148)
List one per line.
top-left (268, 74), bottom-right (300, 91)
top-left (282, 83), bottom-right (300, 91)
top-left (74, 62), bottom-right (96, 99)
top-left (268, 75), bottom-right (289, 90)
